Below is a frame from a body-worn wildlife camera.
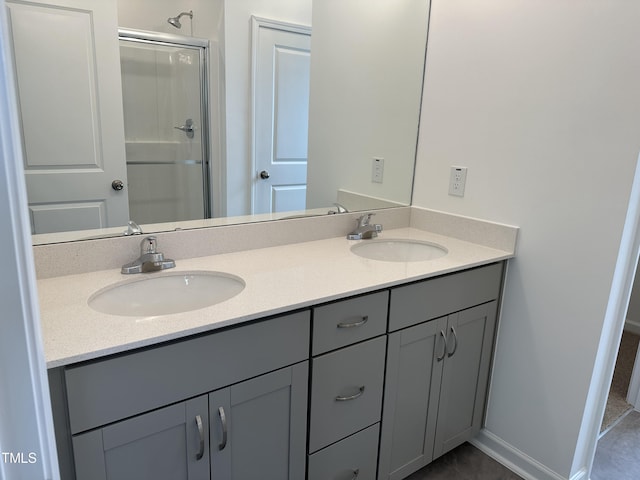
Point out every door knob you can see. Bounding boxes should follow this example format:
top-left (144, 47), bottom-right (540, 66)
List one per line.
top-left (259, 170), bottom-right (270, 179)
top-left (111, 180), bottom-right (125, 191)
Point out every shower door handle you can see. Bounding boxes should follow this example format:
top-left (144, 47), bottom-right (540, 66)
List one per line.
top-left (174, 118), bottom-right (195, 139)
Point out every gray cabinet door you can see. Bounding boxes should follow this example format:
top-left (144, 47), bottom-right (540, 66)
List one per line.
top-left (72, 395), bottom-right (209, 480)
top-left (209, 362), bottom-right (308, 480)
top-left (378, 316), bottom-right (447, 480)
top-left (432, 301), bottom-right (497, 459)
top-left (379, 301), bottom-right (499, 479)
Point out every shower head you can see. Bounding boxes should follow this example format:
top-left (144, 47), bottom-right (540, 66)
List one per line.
top-left (167, 10), bottom-right (193, 29)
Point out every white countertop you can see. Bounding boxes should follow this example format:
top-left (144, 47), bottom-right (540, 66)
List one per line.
top-left (38, 227), bottom-right (514, 368)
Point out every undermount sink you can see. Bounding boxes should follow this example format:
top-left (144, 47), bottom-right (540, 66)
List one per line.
top-left (88, 271), bottom-right (245, 317)
top-left (350, 239), bottom-right (448, 262)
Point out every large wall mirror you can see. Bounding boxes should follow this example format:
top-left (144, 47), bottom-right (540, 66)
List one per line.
top-left (6, 0), bottom-right (429, 245)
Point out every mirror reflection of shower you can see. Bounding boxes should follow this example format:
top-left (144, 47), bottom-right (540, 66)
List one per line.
top-left (118, 29), bottom-right (211, 225)
top-left (167, 10), bottom-right (193, 33)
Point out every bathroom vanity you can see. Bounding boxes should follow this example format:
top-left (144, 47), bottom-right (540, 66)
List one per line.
top-left (38, 213), bottom-right (516, 480)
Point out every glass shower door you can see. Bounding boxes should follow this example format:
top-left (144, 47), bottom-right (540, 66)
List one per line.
top-left (119, 31), bottom-right (210, 225)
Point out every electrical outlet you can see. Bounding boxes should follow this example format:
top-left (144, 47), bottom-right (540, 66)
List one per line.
top-left (448, 166), bottom-right (467, 197)
top-left (372, 157), bottom-right (384, 183)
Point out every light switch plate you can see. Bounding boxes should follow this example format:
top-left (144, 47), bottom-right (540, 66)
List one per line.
top-left (372, 157), bottom-right (384, 183)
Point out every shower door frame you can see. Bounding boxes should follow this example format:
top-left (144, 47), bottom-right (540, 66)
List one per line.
top-left (118, 28), bottom-right (212, 219)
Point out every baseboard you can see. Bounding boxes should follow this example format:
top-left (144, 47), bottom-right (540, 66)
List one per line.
top-left (471, 429), bottom-right (588, 480)
top-left (624, 319), bottom-right (640, 335)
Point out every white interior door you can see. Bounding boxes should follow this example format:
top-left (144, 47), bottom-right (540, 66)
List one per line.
top-left (252, 18), bottom-right (311, 215)
top-left (7, 0), bottom-right (129, 234)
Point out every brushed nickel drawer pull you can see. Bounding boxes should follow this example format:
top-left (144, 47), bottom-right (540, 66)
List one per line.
top-left (447, 326), bottom-right (458, 357)
top-left (337, 315), bottom-right (369, 329)
top-left (195, 415), bottom-right (204, 460)
top-left (437, 330), bottom-right (447, 361)
top-left (335, 386), bottom-right (365, 402)
top-left (218, 406), bottom-right (228, 451)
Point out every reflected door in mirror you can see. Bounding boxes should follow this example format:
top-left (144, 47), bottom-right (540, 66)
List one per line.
top-left (252, 18), bottom-right (311, 214)
top-left (8, 0), bottom-right (129, 234)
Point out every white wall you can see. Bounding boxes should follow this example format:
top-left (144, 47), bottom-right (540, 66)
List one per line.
top-left (412, 0), bottom-right (640, 478)
top-left (306, 0), bottom-right (428, 209)
top-left (223, 0), bottom-right (311, 216)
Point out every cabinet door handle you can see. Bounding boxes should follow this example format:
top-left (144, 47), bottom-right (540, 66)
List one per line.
top-left (337, 315), bottom-right (369, 328)
top-left (195, 415), bottom-right (204, 460)
top-left (218, 406), bottom-right (228, 451)
top-left (447, 326), bottom-right (458, 357)
top-left (335, 386), bottom-right (365, 402)
top-left (437, 330), bottom-right (447, 361)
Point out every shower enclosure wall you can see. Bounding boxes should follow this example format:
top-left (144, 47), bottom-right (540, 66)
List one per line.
top-left (118, 29), bottom-right (211, 225)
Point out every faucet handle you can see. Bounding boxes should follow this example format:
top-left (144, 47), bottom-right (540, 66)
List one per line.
top-left (124, 220), bottom-right (143, 236)
top-left (333, 203), bottom-right (349, 213)
top-left (141, 236), bottom-right (158, 254)
top-left (357, 213), bottom-right (374, 227)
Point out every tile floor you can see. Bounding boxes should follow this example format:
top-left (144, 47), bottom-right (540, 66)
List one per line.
top-left (405, 442), bottom-right (523, 480)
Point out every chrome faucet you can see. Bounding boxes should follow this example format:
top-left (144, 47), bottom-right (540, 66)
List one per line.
top-left (347, 213), bottom-right (383, 240)
top-left (328, 203), bottom-right (349, 214)
top-left (123, 220), bottom-right (143, 236)
top-left (121, 236), bottom-right (176, 274)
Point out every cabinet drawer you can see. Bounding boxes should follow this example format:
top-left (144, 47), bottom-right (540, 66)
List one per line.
top-left (308, 423), bottom-right (380, 480)
top-left (313, 291), bottom-right (388, 355)
top-left (65, 310), bottom-right (310, 434)
top-left (309, 336), bottom-right (386, 452)
top-left (389, 262), bottom-right (503, 331)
